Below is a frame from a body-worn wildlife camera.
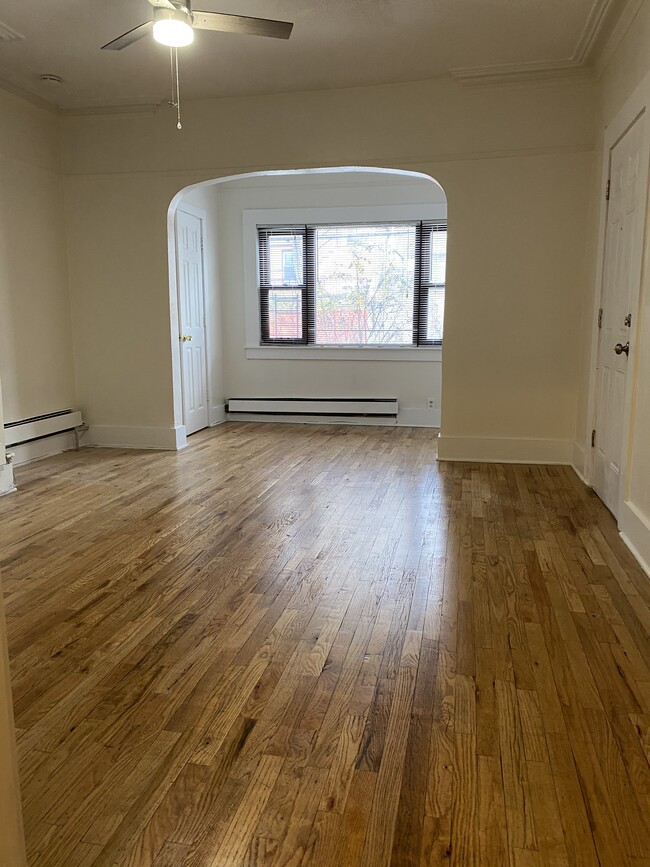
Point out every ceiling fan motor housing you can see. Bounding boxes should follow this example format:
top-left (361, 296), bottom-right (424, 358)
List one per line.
top-left (153, 6), bottom-right (193, 29)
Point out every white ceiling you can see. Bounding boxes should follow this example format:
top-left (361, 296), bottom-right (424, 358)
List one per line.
top-left (0, 0), bottom-right (625, 109)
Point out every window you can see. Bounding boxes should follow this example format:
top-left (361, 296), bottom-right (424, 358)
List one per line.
top-left (258, 221), bottom-right (446, 347)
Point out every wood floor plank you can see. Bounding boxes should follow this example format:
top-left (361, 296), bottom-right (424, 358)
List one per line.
top-left (0, 423), bottom-right (647, 867)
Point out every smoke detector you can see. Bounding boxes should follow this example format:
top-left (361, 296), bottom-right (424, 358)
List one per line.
top-left (39, 74), bottom-right (64, 85)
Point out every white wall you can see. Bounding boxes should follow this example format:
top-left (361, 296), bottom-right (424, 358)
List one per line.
top-left (0, 90), bottom-right (76, 426)
top-left (190, 171), bottom-right (444, 427)
top-left (0, 88), bottom-right (77, 482)
top-left (60, 76), bottom-right (597, 459)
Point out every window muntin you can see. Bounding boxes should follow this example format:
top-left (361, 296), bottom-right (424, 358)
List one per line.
top-left (258, 221), bottom-right (445, 347)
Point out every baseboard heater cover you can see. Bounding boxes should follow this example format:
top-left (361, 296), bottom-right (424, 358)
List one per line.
top-left (4, 409), bottom-right (85, 447)
top-left (227, 398), bottom-right (399, 418)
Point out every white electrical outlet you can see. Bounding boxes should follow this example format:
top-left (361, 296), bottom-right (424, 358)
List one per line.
top-left (427, 399), bottom-right (435, 409)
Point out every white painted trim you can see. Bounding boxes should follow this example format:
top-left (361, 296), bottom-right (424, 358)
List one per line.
top-left (451, 0), bottom-right (621, 86)
top-left (574, 0), bottom-right (618, 64)
top-left (0, 460), bottom-right (16, 496)
top-left (85, 425), bottom-right (187, 450)
top-left (596, 0), bottom-right (645, 74)
top-left (450, 60), bottom-right (590, 87)
top-left (9, 432), bottom-right (76, 466)
top-left (245, 346), bottom-right (442, 362)
top-left (619, 499), bottom-right (650, 579)
top-left (62, 100), bottom-right (159, 116)
top-left (210, 404), bottom-right (227, 426)
top-left (437, 435), bottom-right (573, 464)
top-left (176, 201), bottom-right (206, 221)
top-left (572, 441), bottom-right (588, 483)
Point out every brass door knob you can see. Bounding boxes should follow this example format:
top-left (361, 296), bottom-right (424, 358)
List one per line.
top-left (614, 341), bottom-right (629, 356)
top-left (181, 334), bottom-right (193, 342)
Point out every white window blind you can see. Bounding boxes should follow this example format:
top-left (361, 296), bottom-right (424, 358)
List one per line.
top-left (258, 221), bottom-right (446, 347)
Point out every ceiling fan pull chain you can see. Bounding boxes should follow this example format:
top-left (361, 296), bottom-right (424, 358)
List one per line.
top-left (168, 46), bottom-right (177, 109)
top-left (175, 47), bottom-right (183, 130)
top-left (167, 46), bottom-right (182, 130)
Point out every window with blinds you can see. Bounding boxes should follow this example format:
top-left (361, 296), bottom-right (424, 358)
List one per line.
top-left (258, 221), bottom-right (446, 347)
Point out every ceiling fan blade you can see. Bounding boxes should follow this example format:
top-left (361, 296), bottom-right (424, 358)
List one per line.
top-left (101, 21), bottom-right (153, 50)
top-left (192, 11), bottom-right (293, 39)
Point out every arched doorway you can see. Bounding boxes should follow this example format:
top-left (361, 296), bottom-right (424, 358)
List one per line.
top-left (167, 167), bottom-right (447, 445)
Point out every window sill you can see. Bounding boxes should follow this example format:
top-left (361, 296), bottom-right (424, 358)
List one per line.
top-left (245, 345), bottom-right (442, 362)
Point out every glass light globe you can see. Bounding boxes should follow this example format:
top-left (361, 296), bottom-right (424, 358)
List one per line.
top-left (153, 12), bottom-right (194, 47)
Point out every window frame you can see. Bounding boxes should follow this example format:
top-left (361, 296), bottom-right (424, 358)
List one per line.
top-left (257, 220), bottom-right (446, 348)
top-left (258, 226), bottom-right (309, 345)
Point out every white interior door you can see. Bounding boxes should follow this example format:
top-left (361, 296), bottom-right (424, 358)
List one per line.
top-left (177, 208), bottom-right (209, 436)
top-left (593, 115), bottom-right (644, 516)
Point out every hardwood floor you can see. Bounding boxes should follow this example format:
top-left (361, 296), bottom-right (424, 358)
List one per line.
top-left (1, 422), bottom-right (650, 867)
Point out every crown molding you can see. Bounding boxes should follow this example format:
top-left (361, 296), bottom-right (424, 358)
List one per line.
top-left (0, 71), bottom-right (59, 113)
top-left (574, 0), bottom-right (617, 63)
top-left (451, 0), bottom-right (626, 88)
top-left (595, 0), bottom-right (645, 73)
top-left (450, 59), bottom-right (592, 88)
top-left (61, 99), bottom-right (160, 117)
top-left (0, 72), bottom-right (161, 115)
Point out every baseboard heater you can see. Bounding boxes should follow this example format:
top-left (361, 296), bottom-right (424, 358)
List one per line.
top-left (226, 397), bottom-right (398, 419)
top-left (4, 409), bottom-right (86, 448)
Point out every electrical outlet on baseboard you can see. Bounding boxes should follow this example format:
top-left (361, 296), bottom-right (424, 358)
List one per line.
top-left (427, 399), bottom-right (436, 410)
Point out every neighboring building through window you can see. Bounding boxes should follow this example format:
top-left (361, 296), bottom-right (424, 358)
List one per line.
top-left (258, 221), bottom-right (446, 346)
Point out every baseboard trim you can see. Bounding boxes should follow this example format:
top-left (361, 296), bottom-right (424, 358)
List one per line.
top-left (571, 441), bottom-right (588, 483)
top-left (85, 424), bottom-right (187, 451)
top-left (619, 500), bottom-right (650, 580)
top-left (437, 435), bottom-right (573, 464)
top-left (571, 463), bottom-right (590, 486)
top-left (210, 404), bottom-right (227, 426)
top-left (0, 459), bottom-right (16, 496)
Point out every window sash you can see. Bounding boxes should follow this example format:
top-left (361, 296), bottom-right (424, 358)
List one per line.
top-left (259, 227), bottom-right (308, 344)
top-left (413, 222), bottom-right (445, 346)
top-left (258, 221), bottom-right (445, 347)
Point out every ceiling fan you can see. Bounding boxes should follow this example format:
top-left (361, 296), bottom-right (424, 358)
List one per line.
top-left (101, 0), bottom-right (293, 51)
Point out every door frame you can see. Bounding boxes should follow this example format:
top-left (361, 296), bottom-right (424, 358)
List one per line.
top-left (584, 85), bottom-right (650, 523)
top-left (175, 202), bottom-right (213, 437)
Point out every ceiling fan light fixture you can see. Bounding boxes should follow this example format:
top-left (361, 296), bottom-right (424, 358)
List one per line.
top-left (153, 8), bottom-right (194, 47)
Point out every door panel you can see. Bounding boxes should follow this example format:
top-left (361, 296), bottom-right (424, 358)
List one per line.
top-left (594, 116), bottom-right (644, 516)
top-left (177, 209), bottom-right (209, 436)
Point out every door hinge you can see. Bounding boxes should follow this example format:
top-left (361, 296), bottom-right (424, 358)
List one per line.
top-left (598, 308), bottom-right (603, 329)
top-left (605, 179), bottom-right (610, 200)
top-left (591, 429), bottom-right (596, 448)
